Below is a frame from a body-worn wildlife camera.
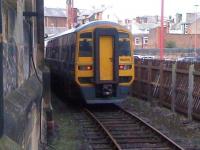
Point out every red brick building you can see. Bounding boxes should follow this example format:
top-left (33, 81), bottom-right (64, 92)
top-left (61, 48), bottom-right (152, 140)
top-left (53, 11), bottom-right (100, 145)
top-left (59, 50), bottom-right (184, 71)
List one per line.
top-left (77, 9), bottom-right (104, 25)
top-left (44, 7), bottom-right (68, 35)
top-left (148, 27), bottom-right (200, 48)
top-left (187, 18), bottom-right (200, 34)
top-left (133, 34), bottom-right (149, 49)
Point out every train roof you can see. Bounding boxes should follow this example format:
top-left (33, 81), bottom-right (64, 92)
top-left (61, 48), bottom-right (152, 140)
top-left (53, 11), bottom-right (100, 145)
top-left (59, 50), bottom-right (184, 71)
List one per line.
top-left (47, 21), bottom-right (129, 41)
top-left (75, 20), bottom-right (127, 32)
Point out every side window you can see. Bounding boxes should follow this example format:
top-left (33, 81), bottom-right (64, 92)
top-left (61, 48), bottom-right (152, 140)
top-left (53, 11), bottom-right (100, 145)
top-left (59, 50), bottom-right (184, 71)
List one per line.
top-left (46, 47), bottom-right (50, 58)
top-left (46, 41), bottom-right (52, 58)
top-left (71, 43), bottom-right (75, 61)
top-left (80, 32), bottom-right (92, 38)
top-left (61, 46), bottom-right (66, 61)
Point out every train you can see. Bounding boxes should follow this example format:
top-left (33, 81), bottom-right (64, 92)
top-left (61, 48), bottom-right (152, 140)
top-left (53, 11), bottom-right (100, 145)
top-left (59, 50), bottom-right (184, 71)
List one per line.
top-left (45, 21), bottom-right (134, 104)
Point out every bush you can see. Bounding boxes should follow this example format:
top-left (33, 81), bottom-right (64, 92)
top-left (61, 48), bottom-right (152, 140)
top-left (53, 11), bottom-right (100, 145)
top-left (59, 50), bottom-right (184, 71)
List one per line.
top-left (165, 41), bottom-right (176, 48)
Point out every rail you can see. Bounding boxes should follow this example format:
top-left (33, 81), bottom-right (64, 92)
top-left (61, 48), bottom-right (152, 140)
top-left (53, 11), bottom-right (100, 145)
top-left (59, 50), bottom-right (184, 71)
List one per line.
top-left (117, 105), bottom-right (184, 150)
top-left (83, 105), bottom-right (184, 150)
top-left (84, 108), bottom-right (122, 150)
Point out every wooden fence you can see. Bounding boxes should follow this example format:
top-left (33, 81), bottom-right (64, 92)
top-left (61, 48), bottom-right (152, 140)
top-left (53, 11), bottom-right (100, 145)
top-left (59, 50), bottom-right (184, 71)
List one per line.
top-left (132, 59), bottom-right (200, 120)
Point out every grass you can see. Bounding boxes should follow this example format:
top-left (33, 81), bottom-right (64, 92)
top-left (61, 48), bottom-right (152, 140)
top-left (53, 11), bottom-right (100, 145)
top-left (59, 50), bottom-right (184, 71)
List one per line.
top-left (48, 96), bottom-right (85, 150)
top-left (125, 97), bottom-right (200, 148)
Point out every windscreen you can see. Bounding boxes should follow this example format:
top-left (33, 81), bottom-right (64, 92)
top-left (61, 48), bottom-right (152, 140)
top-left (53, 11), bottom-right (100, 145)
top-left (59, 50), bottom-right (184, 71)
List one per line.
top-left (79, 32), bottom-right (93, 57)
top-left (119, 32), bottom-right (131, 56)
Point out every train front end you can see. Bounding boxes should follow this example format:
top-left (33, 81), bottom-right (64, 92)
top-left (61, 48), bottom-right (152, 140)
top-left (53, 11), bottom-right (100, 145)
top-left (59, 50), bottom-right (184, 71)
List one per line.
top-left (75, 22), bottom-right (134, 104)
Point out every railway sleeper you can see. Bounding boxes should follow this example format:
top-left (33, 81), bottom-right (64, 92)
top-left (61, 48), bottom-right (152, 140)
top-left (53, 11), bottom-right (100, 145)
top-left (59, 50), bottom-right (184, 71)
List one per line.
top-left (116, 138), bottom-right (163, 144)
top-left (111, 134), bottom-right (157, 139)
top-left (91, 144), bottom-right (115, 149)
top-left (90, 139), bottom-right (111, 144)
top-left (86, 132), bottom-right (107, 137)
top-left (102, 124), bottom-right (142, 128)
top-left (122, 147), bottom-right (172, 150)
top-left (108, 127), bottom-right (149, 132)
top-left (100, 120), bottom-right (137, 124)
top-left (120, 143), bottom-right (171, 149)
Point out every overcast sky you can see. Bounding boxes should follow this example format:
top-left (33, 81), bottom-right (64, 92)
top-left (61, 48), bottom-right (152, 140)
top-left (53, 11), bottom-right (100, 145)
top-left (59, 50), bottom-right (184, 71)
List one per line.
top-left (44, 0), bottom-right (200, 19)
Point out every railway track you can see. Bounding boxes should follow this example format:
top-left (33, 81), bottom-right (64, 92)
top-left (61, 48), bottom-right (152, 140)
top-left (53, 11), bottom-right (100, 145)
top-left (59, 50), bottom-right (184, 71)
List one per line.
top-left (80, 105), bottom-right (184, 150)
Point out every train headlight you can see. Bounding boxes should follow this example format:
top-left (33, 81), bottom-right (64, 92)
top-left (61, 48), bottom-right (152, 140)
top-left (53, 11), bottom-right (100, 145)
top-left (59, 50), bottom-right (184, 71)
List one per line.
top-left (78, 65), bottom-right (93, 71)
top-left (119, 65), bottom-right (132, 70)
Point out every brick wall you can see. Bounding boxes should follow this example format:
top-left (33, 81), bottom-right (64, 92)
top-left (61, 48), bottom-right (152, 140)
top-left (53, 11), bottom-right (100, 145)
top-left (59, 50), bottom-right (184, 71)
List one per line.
top-left (188, 19), bottom-right (200, 34)
top-left (45, 16), bottom-right (67, 27)
top-left (148, 27), bottom-right (200, 48)
top-left (133, 34), bottom-right (149, 49)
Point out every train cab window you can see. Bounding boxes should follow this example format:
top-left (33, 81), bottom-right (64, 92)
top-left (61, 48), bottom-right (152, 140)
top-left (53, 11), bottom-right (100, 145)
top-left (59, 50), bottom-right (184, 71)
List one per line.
top-left (79, 39), bottom-right (93, 57)
top-left (119, 40), bottom-right (131, 56)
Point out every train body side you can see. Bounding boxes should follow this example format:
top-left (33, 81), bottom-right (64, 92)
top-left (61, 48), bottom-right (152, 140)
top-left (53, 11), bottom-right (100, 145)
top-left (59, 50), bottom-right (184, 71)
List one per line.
top-left (45, 21), bottom-right (135, 104)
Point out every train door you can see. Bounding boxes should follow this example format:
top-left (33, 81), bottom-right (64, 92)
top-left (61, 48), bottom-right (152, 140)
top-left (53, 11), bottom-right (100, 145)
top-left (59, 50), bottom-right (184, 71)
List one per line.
top-left (94, 28), bottom-right (119, 97)
top-left (99, 36), bottom-right (113, 81)
top-left (94, 28), bottom-right (119, 83)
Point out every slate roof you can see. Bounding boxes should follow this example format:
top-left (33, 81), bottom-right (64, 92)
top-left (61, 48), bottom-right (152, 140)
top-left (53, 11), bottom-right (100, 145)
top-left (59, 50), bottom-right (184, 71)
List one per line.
top-left (44, 7), bottom-right (67, 18)
top-left (78, 9), bottom-right (104, 18)
top-left (50, 21), bottom-right (128, 39)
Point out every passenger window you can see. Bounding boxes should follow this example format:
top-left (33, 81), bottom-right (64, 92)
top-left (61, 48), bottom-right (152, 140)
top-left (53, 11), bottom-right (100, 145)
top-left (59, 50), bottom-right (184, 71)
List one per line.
top-left (80, 32), bottom-right (92, 38)
top-left (119, 40), bottom-right (131, 56)
top-left (79, 39), bottom-right (93, 57)
top-left (61, 47), bottom-right (67, 61)
top-left (119, 32), bottom-right (129, 38)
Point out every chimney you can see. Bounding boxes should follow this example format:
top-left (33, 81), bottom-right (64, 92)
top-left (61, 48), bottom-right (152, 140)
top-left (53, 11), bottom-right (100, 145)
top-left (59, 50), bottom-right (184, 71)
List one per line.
top-left (66, 0), bottom-right (74, 29)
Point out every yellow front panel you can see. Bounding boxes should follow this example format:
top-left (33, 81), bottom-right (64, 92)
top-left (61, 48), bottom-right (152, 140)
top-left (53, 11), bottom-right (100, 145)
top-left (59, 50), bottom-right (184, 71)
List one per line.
top-left (99, 36), bottom-right (113, 81)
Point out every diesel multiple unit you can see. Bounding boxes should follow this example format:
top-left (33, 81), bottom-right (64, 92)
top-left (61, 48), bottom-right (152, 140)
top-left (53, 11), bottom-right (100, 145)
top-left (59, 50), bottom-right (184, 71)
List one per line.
top-left (45, 21), bottom-right (134, 104)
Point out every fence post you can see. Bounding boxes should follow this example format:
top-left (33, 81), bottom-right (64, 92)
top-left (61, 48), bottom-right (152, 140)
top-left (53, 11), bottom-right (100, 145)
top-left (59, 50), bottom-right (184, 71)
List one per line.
top-left (159, 61), bottom-right (164, 105)
top-left (147, 60), bottom-right (152, 102)
top-left (171, 62), bottom-right (177, 112)
top-left (188, 64), bottom-right (194, 121)
top-left (137, 59), bottom-right (141, 97)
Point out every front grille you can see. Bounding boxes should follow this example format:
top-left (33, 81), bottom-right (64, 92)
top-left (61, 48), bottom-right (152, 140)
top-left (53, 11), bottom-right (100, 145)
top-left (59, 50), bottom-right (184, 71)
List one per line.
top-left (119, 76), bottom-right (132, 83)
top-left (78, 77), bottom-right (93, 84)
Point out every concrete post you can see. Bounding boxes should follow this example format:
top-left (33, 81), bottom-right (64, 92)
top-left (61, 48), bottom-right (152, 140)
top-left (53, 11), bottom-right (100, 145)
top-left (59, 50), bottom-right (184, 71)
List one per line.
top-left (188, 64), bottom-right (194, 121)
top-left (171, 62), bottom-right (177, 112)
top-left (0, 0), bottom-right (4, 137)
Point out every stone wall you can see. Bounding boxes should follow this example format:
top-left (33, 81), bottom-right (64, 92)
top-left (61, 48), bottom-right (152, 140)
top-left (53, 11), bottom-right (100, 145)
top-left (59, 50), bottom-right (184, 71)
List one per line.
top-left (4, 75), bottom-right (43, 150)
top-left (2, 0), bottom-right (34, 95)
top-left (0, 0), bottom-right (46, 149)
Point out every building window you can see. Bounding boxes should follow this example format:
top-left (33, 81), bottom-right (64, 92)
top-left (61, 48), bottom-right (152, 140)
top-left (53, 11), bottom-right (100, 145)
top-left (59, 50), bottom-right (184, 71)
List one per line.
top-left (143, 37), bottom-right (148, 44)
top-left (135, 37), bottom-right (140, 45)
